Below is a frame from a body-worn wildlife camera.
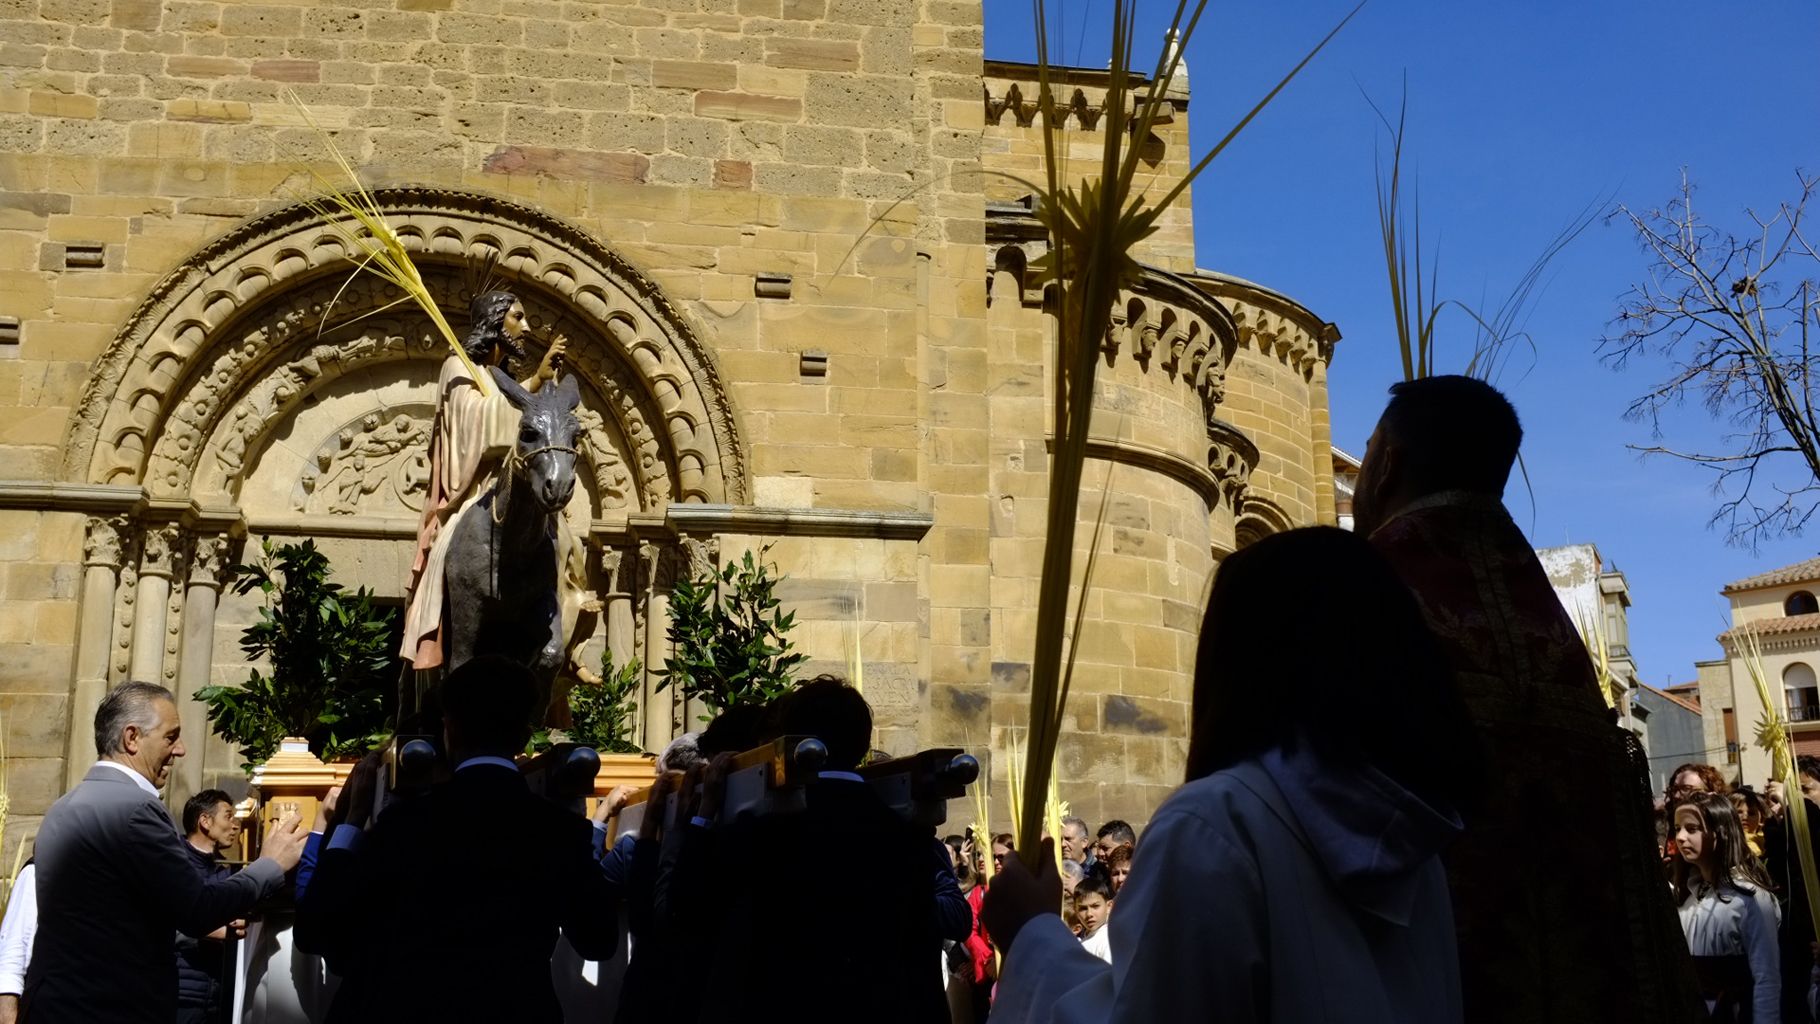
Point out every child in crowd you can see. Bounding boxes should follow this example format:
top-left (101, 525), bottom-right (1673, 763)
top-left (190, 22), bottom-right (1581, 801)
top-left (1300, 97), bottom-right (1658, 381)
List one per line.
top-left (1104, 843), bottom-right (1132, 897)
top-left (1672, 791), bottom-right (1780, 1023)
top-left (1730, 789), bottom-right (1768, 859)
top-left (1073, 865), bottom-right (1114, 965)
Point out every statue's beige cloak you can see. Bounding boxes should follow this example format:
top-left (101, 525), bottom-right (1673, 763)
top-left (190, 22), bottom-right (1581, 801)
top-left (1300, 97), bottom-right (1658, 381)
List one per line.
top-left (401, 355), bottom-right (519, 669)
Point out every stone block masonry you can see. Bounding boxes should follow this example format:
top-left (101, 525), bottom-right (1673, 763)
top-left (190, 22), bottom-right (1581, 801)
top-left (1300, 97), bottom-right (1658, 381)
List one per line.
top-left (0, 0), bottom-right (1339, 836)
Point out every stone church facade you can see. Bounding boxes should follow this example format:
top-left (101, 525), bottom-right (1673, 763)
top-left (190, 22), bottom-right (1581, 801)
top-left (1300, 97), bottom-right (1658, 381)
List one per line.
top-left (0, 0), bottom-right (1339, 849)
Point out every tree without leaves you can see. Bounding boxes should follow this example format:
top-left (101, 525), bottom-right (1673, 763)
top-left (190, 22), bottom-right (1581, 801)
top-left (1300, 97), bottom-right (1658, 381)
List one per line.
top-left (1602, 170), bottom-right (1820, 549)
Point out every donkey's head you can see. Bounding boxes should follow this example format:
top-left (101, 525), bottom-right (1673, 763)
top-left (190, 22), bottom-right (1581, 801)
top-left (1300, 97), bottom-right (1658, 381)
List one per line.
top-left (490, 365), bottom-right (582, 514)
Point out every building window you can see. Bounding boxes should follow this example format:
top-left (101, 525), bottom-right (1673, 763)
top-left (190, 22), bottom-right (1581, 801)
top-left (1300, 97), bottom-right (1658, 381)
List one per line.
top-left (1723, 707), bottom-right (1739, 764)
top-left (1787, 663), bottom-right (1820, 722)
top-left (1787, 590), bottom-right (1819, 616)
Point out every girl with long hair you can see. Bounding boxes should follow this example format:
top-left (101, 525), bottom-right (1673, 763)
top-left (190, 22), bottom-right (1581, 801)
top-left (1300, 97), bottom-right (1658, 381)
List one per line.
top-left (1673, 791), bottom-right (1781, 1023)
top-left (984, 527), bottom-right (1479, 1023)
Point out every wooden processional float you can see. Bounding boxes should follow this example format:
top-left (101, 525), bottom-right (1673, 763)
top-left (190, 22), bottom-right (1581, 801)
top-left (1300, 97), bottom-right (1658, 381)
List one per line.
top-left (603, 737), bottom-right (982, 840)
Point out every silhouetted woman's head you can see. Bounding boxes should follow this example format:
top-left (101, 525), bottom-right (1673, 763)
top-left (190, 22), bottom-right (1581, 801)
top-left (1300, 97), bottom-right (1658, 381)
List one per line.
top-left (464, 290), bottom-right (528, 376)
top-left (1184, 526), bottom-right (1477, 811)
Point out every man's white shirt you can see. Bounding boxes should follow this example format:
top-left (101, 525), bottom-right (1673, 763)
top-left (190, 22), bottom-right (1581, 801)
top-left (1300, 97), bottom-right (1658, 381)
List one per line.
top-left (0, 862), bottom-right (36, 995)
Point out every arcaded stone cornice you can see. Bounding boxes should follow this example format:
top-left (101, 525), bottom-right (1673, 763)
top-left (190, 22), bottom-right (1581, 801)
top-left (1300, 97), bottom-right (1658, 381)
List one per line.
top-left (1190, 270), bottom-right (1341, 376)
top-left (982, 60), bottom-right (1186, 131)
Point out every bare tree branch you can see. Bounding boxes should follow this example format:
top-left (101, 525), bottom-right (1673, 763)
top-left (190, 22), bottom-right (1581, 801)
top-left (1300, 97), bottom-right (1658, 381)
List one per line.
top-left (1602, 169), bottom-right (1820, 548)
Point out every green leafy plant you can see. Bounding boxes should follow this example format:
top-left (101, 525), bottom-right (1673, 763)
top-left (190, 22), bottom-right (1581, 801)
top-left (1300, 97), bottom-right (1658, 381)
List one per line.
top-left (196, 538), bottom-right (397, 770)
top-left (571, 654), bottom-right (644, 754)
top-left (660, 544), bottom-right (806, 716)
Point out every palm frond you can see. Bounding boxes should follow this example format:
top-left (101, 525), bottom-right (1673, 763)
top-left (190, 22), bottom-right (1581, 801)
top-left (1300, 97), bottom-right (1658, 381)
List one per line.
top-left (1014, 0), bottom-right (1362, 885)
top-left (283, 91), bottom-right (490, 396)
top-left (1740, 626), bottom-right (1820, 939)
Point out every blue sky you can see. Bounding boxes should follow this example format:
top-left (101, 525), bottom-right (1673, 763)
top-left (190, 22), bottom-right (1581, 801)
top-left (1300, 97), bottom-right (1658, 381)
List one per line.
top-left (981, 1), bottom-right (1820, 686)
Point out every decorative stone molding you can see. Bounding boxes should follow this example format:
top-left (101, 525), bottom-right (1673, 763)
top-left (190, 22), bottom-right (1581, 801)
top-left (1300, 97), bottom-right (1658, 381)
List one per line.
top-left (110, 554), bottom-right (138, 683)
top-left (1191, 272), bottom-right (1341, 379)
top-left (82, 516), bottom-right (129, 569)
top-left (664, 504), bottom-right (935, 542)
top-left (985, 204), bottom-right (1239, 429)
top-left (1235, 494), bottom-right (1295, 547)
top-left (982, 61), bottom-right (1179, 131)
top-left (1111, 267), bottom-right (1239, 415)
top-left (1207, 419), bottom-right (1259, 512)
top-left (1066, 435), bottom-right (1223, 508)
top-left (64, 187), bottom-right (746, 508)
top-left (0, 482), bottom-right (144, 514)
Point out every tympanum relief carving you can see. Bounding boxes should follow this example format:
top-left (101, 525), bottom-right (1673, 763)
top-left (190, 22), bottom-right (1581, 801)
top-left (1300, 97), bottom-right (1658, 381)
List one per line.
top-left (298, 410), bottom-right (433, 517)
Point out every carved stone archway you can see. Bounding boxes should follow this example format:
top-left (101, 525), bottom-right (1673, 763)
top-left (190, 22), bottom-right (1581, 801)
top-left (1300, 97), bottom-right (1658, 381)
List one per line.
top-left (57, 188), bottom-right (750, 797)
top-left (65, 187), bottom-right (746, 505)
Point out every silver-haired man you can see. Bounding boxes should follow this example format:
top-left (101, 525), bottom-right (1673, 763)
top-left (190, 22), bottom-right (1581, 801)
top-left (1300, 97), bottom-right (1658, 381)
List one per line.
top-left (23, 681), bottom-right (307, 1024)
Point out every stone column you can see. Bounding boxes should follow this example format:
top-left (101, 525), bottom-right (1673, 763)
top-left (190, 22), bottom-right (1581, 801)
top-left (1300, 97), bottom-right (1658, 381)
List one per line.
top-left (679, 535), bottom-right (717, 730)
top-left (65, 517), bottom-right (126, 789)
top-left (129, 526), bottom-right (182, 684)
top-left (639, 541), bottom-right (674, 752)
top-left (174, 534), bottom-right (229, 805)
top-left (602, 548), bottom-right (635, 669)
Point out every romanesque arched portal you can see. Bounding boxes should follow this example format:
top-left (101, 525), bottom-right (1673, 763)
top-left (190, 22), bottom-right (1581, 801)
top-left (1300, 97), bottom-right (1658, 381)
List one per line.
top-left (60, 189), bottom-right (747, 796)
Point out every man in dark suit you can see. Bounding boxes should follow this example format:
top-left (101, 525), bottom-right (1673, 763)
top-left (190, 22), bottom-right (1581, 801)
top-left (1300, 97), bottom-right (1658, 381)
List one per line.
top-left (677, 677), bottom-right (946, 1023)
top-left (297, 655), bottom-right (620, 1023)
top-left (24, 681), bottom-right (307, 1024)
top-left (175, 788), bottom-right (243, 1024)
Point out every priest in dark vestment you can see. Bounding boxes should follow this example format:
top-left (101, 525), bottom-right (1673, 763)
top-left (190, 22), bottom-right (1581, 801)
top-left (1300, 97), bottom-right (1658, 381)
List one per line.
top-left (1353, 375), bottom-right (1700, 1024)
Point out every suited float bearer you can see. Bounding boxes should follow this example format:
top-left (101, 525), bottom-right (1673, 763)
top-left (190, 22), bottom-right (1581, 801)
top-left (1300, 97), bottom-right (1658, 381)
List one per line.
top-left (23, 682), bottom-right (308, 1023)
top-left (294, 655), bottom-right (620, 1023)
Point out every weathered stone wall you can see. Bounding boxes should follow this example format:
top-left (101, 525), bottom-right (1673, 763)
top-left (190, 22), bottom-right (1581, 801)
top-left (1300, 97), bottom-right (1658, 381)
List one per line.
top-left (0, 509), bottom-right (81, 849)
top-left (1194, 275), bottom-right (1340, 541)
top-left (0, 0), bottom-right (1337, 846)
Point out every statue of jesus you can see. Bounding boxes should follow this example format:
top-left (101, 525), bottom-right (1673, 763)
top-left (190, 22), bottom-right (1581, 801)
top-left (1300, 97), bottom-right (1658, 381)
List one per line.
top-left (400, 290), bottom-right (566, 672)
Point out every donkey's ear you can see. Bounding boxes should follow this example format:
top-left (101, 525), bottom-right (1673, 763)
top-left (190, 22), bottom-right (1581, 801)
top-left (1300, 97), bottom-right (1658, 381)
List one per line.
top-left (553, 372), bottom-right (582, 411)
top-left (488, 364), bottom-right (532, 409)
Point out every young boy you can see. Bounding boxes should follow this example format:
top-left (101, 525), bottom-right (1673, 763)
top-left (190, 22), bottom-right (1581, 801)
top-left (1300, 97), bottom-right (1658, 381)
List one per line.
top-left (1074, 864), bottom-right (1115, 964)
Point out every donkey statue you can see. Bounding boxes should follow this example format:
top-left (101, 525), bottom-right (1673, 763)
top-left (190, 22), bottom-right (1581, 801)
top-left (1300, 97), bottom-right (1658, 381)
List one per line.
top-left (442, 365), bottom-right (584, 725)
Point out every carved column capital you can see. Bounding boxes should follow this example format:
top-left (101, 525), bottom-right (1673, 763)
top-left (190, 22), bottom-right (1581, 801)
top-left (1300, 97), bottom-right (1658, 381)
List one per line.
top-left (641, 540), bottom-right (681, 593)
top-left (187, 534), bottom-right (234, 590)
top-left (138, 524), bottom-right (185, 580)
top-left (679, 533), bottom-right (717, 583)
top-left (601, 546), bottom-right (626, 594)
top-left (82, 516), bottom-right (129, 569)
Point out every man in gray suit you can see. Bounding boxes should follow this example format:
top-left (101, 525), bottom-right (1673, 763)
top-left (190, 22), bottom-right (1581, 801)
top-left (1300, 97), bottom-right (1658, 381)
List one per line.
top-left (23, 681), bottom-right (308, 1023)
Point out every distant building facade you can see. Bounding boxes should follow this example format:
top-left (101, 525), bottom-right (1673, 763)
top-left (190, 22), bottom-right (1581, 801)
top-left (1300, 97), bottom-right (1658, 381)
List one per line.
top-left (1537, 543), bottom-right (1642, 745)
top-left (1332, 446), bottom-right (1359, 532)
top-left (1695, 556), bottom-right (1820, 787)
top-left (1634, 683), bottom-right (1707, 794)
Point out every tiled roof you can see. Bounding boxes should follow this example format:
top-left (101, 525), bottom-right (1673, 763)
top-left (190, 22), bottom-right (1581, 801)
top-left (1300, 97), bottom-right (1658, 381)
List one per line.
top-left (1718, 612), bottom-right (1820, 643)
top-left (1723, 556), bottom-right (1820, 594)
top-left (1637, 682), bottom-right (1701, 715)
